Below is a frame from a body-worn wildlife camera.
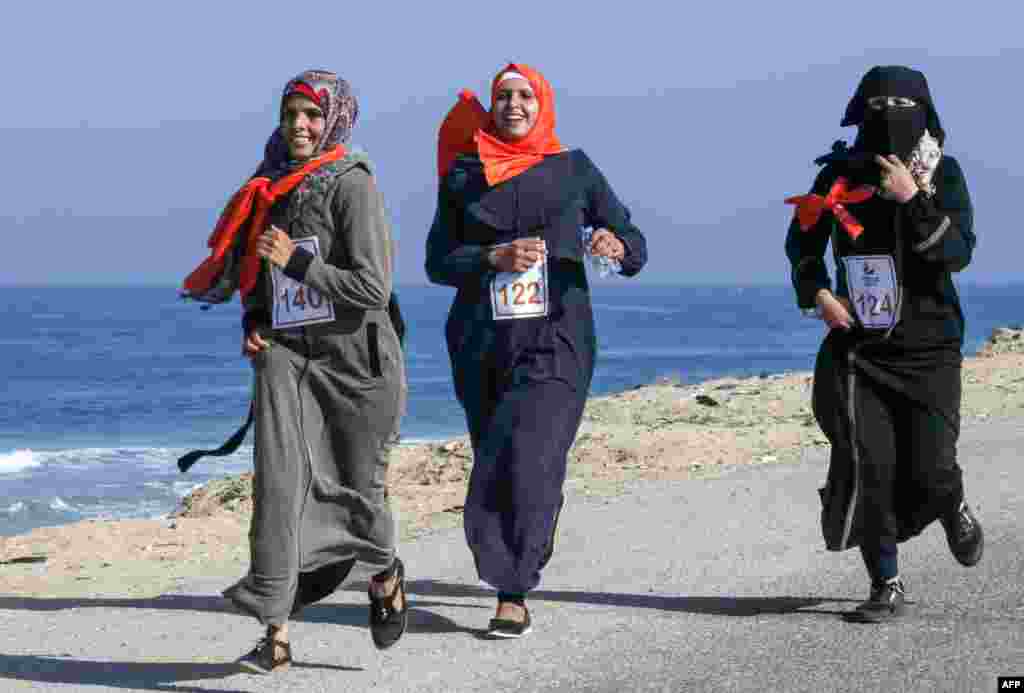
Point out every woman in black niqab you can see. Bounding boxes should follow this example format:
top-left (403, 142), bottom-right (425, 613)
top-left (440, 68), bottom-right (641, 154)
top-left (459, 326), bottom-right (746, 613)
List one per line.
top-left (785, 65), bottom-right (984, 624)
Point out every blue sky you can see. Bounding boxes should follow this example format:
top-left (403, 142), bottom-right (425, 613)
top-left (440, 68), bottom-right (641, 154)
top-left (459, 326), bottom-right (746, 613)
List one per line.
top-left (1, 1), bottom-right (1021, 286)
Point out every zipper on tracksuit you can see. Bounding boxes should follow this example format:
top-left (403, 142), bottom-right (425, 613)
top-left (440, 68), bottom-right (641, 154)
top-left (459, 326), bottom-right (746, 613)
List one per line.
top-left (295, 335), bottom-right (315, 566)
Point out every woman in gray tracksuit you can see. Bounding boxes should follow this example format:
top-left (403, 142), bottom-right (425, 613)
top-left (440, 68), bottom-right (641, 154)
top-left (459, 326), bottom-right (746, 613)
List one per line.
top-left (198, 70), bottom-right (409, 673)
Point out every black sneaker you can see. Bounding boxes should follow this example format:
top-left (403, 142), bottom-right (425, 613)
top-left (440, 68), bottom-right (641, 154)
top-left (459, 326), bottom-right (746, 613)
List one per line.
top-left (368, 557), bottom-right (408, 650)
top-left (940, 500), bottom-right (984, 567)
top-left (845, 578), bottom-right (907, 623)
top-left (486, 607), bottom-right (532, 639)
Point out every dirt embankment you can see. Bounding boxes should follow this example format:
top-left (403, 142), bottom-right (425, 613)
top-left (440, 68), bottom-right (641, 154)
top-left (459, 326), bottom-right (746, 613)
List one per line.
top-left (3, 330), bottom-right (1022, 598)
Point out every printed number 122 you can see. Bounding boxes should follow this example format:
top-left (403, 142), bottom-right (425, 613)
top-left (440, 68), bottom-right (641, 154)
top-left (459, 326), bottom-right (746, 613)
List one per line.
top-left (500, 281), bottom-right (543, 306)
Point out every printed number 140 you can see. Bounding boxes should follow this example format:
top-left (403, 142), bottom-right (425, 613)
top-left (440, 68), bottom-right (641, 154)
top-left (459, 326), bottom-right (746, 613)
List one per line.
top-left (281, 286), bottom-right (324, 311)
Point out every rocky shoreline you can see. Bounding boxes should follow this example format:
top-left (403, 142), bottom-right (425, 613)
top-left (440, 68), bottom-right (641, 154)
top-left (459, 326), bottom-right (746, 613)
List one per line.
top-left (3, 328), bottom-right (1022, 598)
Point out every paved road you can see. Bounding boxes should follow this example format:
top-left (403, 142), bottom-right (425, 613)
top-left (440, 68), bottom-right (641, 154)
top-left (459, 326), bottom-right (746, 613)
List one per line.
top-left (1, 418), bottom-right (1021, 692)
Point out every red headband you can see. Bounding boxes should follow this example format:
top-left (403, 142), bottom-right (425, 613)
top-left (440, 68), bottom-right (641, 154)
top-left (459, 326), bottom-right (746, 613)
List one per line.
top-left (286, 82), bottom-right (325, 108)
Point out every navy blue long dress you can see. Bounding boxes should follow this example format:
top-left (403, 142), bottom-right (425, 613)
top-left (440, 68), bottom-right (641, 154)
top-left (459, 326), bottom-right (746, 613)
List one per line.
top-left (425, 149), bottom-right (647, 593)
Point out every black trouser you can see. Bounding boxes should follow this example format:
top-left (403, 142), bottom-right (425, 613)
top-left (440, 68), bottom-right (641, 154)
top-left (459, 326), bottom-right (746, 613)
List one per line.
top-left (855, 370), bottom-right (963, 548)
top-left (860, 543), bottom-right (899, 583)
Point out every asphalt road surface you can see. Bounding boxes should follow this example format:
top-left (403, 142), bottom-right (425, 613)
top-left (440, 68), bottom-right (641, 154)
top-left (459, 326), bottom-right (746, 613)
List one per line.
top-left (1, 418), bottom-right (1021, 692)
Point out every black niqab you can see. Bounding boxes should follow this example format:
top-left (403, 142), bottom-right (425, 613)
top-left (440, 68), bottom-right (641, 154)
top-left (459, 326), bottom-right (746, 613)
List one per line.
top-left (842, 67), bottom-right (939, 124)
top-left (855, 105), bottom-right (929, 161)
top-left (842, 65), bottom-right (945, 144)
top-left (818, 66), bottom-right (945, 186)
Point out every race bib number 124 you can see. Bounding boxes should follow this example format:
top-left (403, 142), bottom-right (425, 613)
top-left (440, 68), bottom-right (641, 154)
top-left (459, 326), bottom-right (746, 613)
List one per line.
top-left (843, 255), bottom-right (898, 330)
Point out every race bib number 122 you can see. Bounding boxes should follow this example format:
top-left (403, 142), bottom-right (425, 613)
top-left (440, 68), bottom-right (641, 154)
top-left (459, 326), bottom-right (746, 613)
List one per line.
top-left (490, 244), bottom-right (549, 321)
top-left (271, 237), bottom-right (335, 329)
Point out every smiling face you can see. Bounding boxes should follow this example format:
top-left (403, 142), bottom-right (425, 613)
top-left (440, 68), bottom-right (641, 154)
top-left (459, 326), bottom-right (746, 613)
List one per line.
top-left (492, 77), bottom-right (540, 142)
top-left (280, 94), bottom-right (325, 161)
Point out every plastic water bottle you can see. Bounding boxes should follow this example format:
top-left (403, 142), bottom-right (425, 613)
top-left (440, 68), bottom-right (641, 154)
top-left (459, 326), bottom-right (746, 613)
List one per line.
top-left (581, 228), bottom-right (622, 278)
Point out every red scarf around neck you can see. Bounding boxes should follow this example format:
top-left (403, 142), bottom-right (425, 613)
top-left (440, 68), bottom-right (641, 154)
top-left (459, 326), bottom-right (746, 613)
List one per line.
top-left (184, 145), bottom-right (346, 299)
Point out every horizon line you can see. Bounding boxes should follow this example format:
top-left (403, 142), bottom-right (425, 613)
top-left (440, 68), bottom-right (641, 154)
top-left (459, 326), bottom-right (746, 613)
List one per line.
top-left (2, 280), bottom-right (1023, 290)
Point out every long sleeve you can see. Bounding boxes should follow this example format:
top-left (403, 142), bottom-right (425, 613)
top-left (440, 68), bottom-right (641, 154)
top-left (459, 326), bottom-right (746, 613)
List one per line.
top-left (581, 152), bottom-right (647, 277)
top-left (785, 169), bottom-right (834, 309)
top-left (241, 238), bottom-right (271, 333)
top-left (424, 180), bottom-right (493, 288)
top-left (282, 168), bottom-right (392, 310)
top-left (901, 155), bottom-right (974, 272)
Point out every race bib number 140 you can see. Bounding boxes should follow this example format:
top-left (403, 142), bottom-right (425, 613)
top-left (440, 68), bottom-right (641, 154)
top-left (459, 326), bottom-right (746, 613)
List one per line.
top-left (271, 237), bottom-right (335, 329)
top-left (843, 255), bottom-right (898, 330)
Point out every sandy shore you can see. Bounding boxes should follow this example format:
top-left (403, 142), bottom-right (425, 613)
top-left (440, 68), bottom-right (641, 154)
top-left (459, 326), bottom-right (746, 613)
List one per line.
top-left (3, 328), bottom-right (1022, 598)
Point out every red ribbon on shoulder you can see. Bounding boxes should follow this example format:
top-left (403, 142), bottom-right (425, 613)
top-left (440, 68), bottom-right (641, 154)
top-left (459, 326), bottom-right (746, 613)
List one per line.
top-left (184, 145), bottom-right (346, 299)
top-left (785, 177), bottom-right (875, 239)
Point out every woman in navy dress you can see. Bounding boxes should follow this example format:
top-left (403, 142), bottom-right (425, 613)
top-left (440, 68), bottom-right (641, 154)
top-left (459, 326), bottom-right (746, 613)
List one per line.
top-left (426, 63), bottom-right (648, 637)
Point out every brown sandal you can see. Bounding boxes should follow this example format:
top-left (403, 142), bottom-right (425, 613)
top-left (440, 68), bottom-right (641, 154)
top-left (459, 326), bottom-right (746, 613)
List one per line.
top-left (237, 635), bottom-right (292, 674)
top-left (369, 557), bottom-right (408, 650)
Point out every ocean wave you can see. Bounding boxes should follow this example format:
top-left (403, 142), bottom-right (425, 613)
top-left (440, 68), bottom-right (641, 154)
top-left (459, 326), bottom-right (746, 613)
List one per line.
top-left (397, 437), bottom-right (452, 446)
top-left (144, 479), bottom-right (209, 500)
top-left (0, 449), bottom-right (40, 474)
top-left (599, 344), bottom-right (804, 360)
top-left (405, 351), bottom-right (444, 361)
top-left (407, 375), bottom-right (459, 386)
top-left (31, 446), bottom-right (254, 471)
top-left (591, 303), bottom-right (679, 315)
top-left (49, 497), bottom-right (75, 512)
top-left (174, 481), bottom-right (206, 498)
top-left (600, 347), bottom-right (723, 359)
top-left (0, 496), bottom-right (182, 535)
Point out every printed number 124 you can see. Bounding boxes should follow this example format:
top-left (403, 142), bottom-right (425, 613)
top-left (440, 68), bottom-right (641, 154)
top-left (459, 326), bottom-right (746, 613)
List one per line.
top-left (856, 292), bottom-right (893, 316)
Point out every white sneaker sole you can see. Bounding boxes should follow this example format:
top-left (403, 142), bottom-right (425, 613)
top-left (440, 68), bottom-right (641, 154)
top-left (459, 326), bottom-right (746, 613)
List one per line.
top-left (237, 657), bottom-right (271, 675)
top-left (486, 624), bottom-right (533, 639)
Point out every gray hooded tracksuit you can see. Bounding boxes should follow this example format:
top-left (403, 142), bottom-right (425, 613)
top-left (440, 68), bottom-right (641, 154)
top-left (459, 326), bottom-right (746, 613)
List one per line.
top-left (225, 152), bottom-right (406, 626)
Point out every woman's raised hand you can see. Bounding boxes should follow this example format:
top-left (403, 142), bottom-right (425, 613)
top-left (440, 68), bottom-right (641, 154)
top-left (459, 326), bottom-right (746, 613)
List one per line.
top-left (875, 155), bottom-right (919, 204)
top-left (488, 237), bottom-right (546, 273)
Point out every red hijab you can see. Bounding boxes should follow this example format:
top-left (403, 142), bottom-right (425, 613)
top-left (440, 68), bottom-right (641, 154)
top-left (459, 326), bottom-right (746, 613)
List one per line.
top-left (438, 63), bottom-right (565, 187)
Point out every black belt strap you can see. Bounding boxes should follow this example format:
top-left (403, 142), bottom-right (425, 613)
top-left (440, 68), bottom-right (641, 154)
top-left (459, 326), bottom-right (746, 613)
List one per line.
top-left (177, 403), bottom-right (254, 473)
top-left (178, 292), bottom-right (405, 473)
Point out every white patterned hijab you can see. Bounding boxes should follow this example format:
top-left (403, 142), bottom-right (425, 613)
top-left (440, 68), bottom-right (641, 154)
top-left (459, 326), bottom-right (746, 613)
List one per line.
top-left (256, 70), bottom-right (359, 179)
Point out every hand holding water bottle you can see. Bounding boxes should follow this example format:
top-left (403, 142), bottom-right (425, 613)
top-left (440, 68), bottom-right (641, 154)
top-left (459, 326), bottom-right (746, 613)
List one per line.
top-left (582, 227), bottom-right (624, 277)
